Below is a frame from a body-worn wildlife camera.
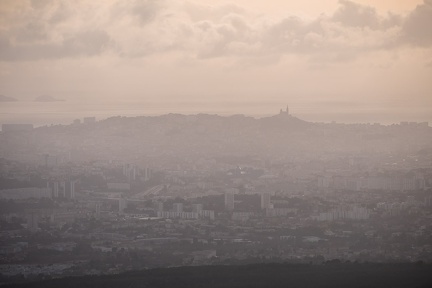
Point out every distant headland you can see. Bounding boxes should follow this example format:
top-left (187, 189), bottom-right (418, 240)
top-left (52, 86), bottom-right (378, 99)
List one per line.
top-left (0, 95), bottom-right (18, 102)
top-left (34, 95), bottom-right (64, 102)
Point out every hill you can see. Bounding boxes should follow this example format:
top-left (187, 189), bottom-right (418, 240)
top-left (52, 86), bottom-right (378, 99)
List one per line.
top-left (3, 263), bottom-right (432, 288)
top-left (1, 112), bottom-right (431, 165)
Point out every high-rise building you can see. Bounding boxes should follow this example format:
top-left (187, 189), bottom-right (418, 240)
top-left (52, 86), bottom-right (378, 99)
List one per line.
top-left (142, 166), bottom-right (152, 181)
top-left (65, 181), bottom-right (76, 199)
top-left (173, 203), bottom-right (183, 213)
top-left (119, 198), bottom-right (127, 213)
top-left (95, 202), bottom-right (101, 216)
top-left (154, 201), bottom-right (164, 212)
top-left (261, 193), bottom-right (271, 209)
top-left (48, 181), bottom-right (59, 198)
top-left (224, 192), bottom-right (235, 211)
top-left (26, 212), bottom-right (39, 232)
top-left (48, 181), bottom-right (76, 199)
top-left (123, 164), bottom-right (137, 181)
top-left (192, 203), bottom-right (203, 213)
top-left (199, 210), bottom-right (215, 220)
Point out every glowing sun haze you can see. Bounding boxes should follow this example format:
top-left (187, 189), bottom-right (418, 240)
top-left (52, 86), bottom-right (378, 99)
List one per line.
top-left (0, 0), bottom-right (431, 122)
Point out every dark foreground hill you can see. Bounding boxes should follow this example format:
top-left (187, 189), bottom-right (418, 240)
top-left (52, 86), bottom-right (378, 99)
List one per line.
top-left (4, 263), bottom-right (432, 288)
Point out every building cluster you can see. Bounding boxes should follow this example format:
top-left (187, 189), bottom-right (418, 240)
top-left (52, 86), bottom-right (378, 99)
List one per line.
top-left (0, 188), bottom-right (51, 200)
top-left (318, 173), bottom-right (426, 191)
top-left (48, 181), bottom-right (76, 199)
top-left (312, 206), bottom-right (371, 221)
top-left (0, 114), bottom-right (431, 280)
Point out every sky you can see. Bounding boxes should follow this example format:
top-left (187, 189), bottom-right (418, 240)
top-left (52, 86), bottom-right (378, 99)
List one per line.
top-left (0, 0), bottom-right (431, 122)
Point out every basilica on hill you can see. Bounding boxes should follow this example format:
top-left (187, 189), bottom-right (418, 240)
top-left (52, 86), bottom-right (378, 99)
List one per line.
top-left (279, 105), bottom-right (290, 116)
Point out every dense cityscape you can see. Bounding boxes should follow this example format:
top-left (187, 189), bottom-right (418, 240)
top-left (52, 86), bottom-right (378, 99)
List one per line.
top-left (1, 108), bottom-right (431, 283)
top-left (1, 0), bottom-right (432, 286)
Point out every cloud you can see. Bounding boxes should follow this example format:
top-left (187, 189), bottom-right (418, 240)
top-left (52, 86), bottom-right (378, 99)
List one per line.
top-left (0, 0), bottom-right (113, 60)
top-left (110, 0), bottom-right (165, 25)
top-left (0, 0), bottom-right (430, 62)
top-left (193, 14), bottom-right (258, 59)
top-left (183, 2), bottom-right (245, 22)
top-left (332, 0), bottom-right (380, 29)
top-left (0, 30), bottom-right (111, 61)
top-left (400, 0), bottom-right (432, 46)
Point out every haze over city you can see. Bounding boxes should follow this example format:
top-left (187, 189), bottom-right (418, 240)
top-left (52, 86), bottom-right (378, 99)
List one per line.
top-left (1, 1), bottom-right (432, 288)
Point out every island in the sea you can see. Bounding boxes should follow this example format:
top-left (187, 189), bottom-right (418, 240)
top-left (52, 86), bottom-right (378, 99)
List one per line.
top-left (0, 95), bottom-right (18, 102)
top-left (34, 95), bottom-right (64, 102)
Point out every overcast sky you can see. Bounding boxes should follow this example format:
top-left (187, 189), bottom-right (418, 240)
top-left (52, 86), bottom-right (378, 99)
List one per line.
top-left (0, 0), bottom-right (431, 120)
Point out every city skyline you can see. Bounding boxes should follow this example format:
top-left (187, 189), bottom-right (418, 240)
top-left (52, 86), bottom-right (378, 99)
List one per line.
top-left (1, 1), bottom-right (432, 286)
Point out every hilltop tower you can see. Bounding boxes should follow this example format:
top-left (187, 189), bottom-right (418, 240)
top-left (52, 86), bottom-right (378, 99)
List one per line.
top-left (279, 105), bottom-right (290, 116)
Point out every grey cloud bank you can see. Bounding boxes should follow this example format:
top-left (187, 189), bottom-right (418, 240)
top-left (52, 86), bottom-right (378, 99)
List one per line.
top-left (0, 0), bottom-right (431, 61)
